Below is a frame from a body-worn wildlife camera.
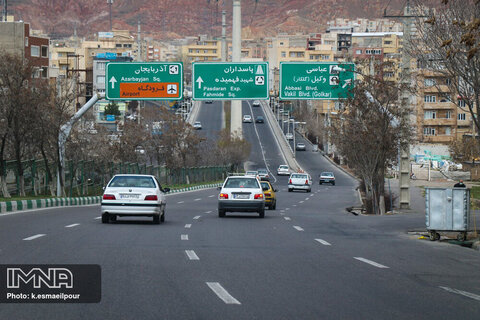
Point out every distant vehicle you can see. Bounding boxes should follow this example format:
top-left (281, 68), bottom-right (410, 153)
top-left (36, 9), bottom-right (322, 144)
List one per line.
top-left (296, 142), bottom-right (306, 151)
top-left (243, 115), bottom-right (252, 123)
top-left (319, 172), bottom-right (335, 185)
top-left (257, 168), bottom-right (270, 181)
top-left (245, 170), bottom-right (258, 177)
top-left (135, 146), bottom-right (145, 154)
top-left (218, 176), bottom-right (265, 218)
top-left (205, 100), bottom-right (213, 104)
top-left (252, 100), bottom-right (261, 107)
top-left (193, 121), bottom-right (202, 130)
top-left (260, 181), bottom-right (277, 210)
top-left (285, 133), bottom-right (293, 140)
top-left (277, 165), bottom-right (290, 176)
top-left (288, 173), bottom-right (312, 193)
top-left (255, 116), bottom-right (265, 123)
top-left (101, 174), bottom-right (170, 224)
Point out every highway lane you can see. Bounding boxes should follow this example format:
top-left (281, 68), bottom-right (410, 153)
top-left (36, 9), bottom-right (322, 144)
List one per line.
top-left (194, 101), bottom-right (224, 141)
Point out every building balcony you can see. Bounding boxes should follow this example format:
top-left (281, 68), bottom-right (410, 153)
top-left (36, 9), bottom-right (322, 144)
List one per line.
top-left (421, 135), bottom-right (454, 143)
top-left (422, 85), bottom-right (451, 93)
top-left (422, 102), bottom-right (456, 110)
top-left (422, 118), bottom-right (457, 126)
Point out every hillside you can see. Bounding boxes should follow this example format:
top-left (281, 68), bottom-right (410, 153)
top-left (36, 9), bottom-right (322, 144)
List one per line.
top-left (9, 0), bottom-right (424, 39)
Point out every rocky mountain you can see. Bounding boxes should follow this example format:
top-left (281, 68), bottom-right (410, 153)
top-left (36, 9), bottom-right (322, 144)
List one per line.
top-left (8, 0), bottom-right (434, 39)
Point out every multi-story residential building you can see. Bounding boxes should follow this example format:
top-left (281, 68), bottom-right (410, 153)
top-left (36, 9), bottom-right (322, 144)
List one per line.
top-left (0, 20), bottom-right (49, 78)
top-left (182, 36), bottom-right (222, 62)
top-left (416, 69), bottom-right (475, 143)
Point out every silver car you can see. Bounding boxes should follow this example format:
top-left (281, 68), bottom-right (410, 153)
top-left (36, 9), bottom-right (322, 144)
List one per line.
top-left (101, 174), bottom-right (170, 224)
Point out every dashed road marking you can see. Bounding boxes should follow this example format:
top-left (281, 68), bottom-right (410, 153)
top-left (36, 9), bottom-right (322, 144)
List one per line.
top-left (65, 223), bottom-right (80, 228)
top-left (23, 234), bottom-right (46, 241)
top-left (293, 226), bottom-right (304, 231)
top-left (206, 282), bottom-right (241, 305)
top-left (177, 201), bottom-right (185, 204)
top-left (193, 215), bottom-right (201, 220)
top-left (181, 234), bottom-right (189, 240)
top-left (284, 217), bottom-right (291, 221)
top-left (293, 204), bottom-right (297, 207)
top-left (185, 224), bottom-right (192, 228)
top-left (285, 208), bottom-right (290, 210)
top-left (354, 257), bottom-right (389, 269)
top-left (315, 239), bottom-right (331, 246)
top-left (185, 250), bottom-right (199, 260)
top-left (299, 201), bottom-right (304, 203)
top-left (94, 216), bottom-right (101, 220)
top-left (209, 195), bottom-right (216, 198)
top-left (205, 211), bottom-right (212, 214)
top-left (439, 286), bottom-right (480, 301)
top-left (194, 198), bottom-right (202, 201)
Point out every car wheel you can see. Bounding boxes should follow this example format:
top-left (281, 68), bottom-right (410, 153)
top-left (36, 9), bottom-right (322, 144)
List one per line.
top-left (288, 189), bottom-right (292, 192)
top-left (258, 209), bottom-right (265, 218)
top-left (218, 209), bottom-right (225, 218)
top-left (101, 213), bottom-right (110, 224)
top-left (332, 182), bottom-right (335, 186)
top-left (307, 189), bottom-right (311, 193)
top-left (272, 201), bottom-right (276, 210)
top-left (110, 214), bottom-right (117, 222)
top-left (153, 214), bottom-right (160, 224)
top-left (319, 182), bottom-right (322, 185)
top-left (160, 211), bottom-right (165, 223)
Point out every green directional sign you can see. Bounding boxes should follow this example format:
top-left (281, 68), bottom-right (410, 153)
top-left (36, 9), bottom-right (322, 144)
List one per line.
top-left (106, 62), bottom-right (183, 100)
top-left (279, 62), bottom-right (355, 100)
top-left (192, 62), bottom-right (269, 100)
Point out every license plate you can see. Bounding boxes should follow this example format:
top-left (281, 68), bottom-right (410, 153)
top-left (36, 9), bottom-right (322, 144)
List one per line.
top-left (234, 194), bottom-right (250, 199)
top-left (120, 194), bottom-right (140, 199)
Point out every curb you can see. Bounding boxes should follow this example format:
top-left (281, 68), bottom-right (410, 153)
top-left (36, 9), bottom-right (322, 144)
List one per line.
top-left (0, 183), bottom-right (223, 214)
top-left (0, 196), bottom-right (102, 214)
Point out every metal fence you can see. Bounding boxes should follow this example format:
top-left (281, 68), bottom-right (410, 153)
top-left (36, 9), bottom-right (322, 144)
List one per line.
top-left (2, 159), bottom-right (229, 197)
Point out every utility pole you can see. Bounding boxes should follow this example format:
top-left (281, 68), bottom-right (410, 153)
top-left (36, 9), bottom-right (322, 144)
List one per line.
top-left (2, 0), bottom-right (7, 22)
top-left (107, 0), bottom-right (113, 31)
top-left (137, 20), bottom-right (142, 124)
top-left (384, 0), bottom-right (426, 210)
top-left (231, 0), bottom-right (242, 137)
top-left (221, 8), bottom-right (227, 61)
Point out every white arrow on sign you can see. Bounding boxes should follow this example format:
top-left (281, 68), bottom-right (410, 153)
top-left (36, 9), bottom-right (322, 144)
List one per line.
top-left (196, 76), bottom-right (204, 89)
top-left (109, 76), bottom-right (117, 89)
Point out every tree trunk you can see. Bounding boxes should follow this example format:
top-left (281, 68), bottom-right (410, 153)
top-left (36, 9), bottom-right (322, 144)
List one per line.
top-left (0, 175), bottom-right (10, 198)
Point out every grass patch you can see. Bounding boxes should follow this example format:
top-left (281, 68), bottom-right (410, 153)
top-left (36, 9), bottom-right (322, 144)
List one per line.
top-left (471, 186), bottom-right (480, 200)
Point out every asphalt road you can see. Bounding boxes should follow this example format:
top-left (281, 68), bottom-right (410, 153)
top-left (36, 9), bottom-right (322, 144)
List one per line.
top-left (1, 101), bottom-right (479, 319)
top-left (194, 101), bottom-right (224, 141)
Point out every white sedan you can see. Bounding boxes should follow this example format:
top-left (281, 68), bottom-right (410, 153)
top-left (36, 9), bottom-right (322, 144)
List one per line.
top-left (101, 174), bottom-right (170, 224)
top-left (218, 176), bottom-right (265, 218)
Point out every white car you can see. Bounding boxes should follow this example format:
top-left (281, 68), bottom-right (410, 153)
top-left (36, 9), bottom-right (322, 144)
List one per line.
top-left (252, 100), bottom-right (261, 107)
top-left (288, 172), bottom-right (312, 193)
top-left (277, 165), bottom-right (290, 176)
top-left (285, 132), bottom-right (293, 140)
top-left (193, 121), bottom-right (202, 130)
top-left (243, 115), bottom-right (252, 123)
top-left (101, 174), bottom-right (170, 224)
top-left (218, 176), bottom-right (265, 218)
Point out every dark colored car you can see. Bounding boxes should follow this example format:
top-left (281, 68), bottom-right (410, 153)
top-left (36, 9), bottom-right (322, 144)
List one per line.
top-left (255, 116), bottom-right (265, 123)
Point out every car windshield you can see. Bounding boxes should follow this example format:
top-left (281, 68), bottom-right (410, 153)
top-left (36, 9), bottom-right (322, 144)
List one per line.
top-left (108, 176), bottom-right (156, 188)
top-left (321, 172), bottom-right (334, 177)
top-left (260, 182), bottom-right (270, 190)
top-left (291, 174), bottom-right (307, 179)
top-left (245, 171), bottom-right (257, 175)
top-left (194, 122), bottom-right (201, 125)
top-left (279, 165), bottom-right (288, 169)
top-left (224, 178), bottom-right (259, 189)
top-left (257, 169), bottom-right (267, 174)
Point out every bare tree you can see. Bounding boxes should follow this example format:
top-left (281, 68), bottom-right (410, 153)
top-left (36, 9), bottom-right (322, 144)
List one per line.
top-left (409, 0), bottom-right (480, 139)
top-left (216, 129), bottom-right (251, 172)
top-left (330, 62), bottom-right (413, 215)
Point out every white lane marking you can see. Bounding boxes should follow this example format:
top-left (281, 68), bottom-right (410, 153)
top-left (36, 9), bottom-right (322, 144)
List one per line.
top-left (354, 257), bottom-right (389, 269)
top-left (177, 201), bottom-right (185, 204)
top-left (205, 211), bottom-right (212, 214)
top-left (284, 217), bottom-right (291, 221)
top-left (193, 215), bottom-right (201, 220)
top-left (209, 195), bottom-right (215, 198)
top-left (315, 239), bottom-right (332, 246)
top-left (293, 226), bottom-right (304, 231)
top-left (185, 224), bottom-right (192, 228)
top-left (280, 212), bottom-right (285, 215)
top-left (439, 286), bottom-right (480, 301)
top-left (299, 201), bottom-right (304, 203)
top-left (185, 250), bottom-right (199, 260)
top-left (94, 216), bottom-right (101, 220)
top-left (293, 204), bottom-right (297, 207)
top-left (65, 223), bottom-right (80, 228)
top-left (305, 198), bottom-right (310, 200)
top-left (194, 198), bottom-right (202, 201)
top-left (285, 208), bottom-right (290, 210)
top-left (23, 234), bottom-right (46, 241)
top-left (206, 282), bottom-right (241, 305)
top-left (181, 234), bottom-right (189, 240)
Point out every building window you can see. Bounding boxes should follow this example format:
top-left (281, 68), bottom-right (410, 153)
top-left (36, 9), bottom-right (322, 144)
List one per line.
top-left (41, 67), bottom-right (48, 78)
top-left (384, 41), bottom-right (392, 45)
top-left (213, 49), bottom-right (217, 53)
top-left (97, 62), bottom-right (106, 70)
top-left (280, 42), bottom-right (284, 46)
top-left (366, 49), bottom-right (372, 55)
top-left (385, 72), bottom-right (394, 78)
top-left (458, 113), bottom-right (466, 121)
top-left (374, 49), bottom-right (382, 55)
top-left (446, 78), bottom-right (452, 86)
top-left (31, 45), bottom-right (40, 57)
top-left (423, 127), bottom-right (436, 136)
top-left (424, 78), bottom-right (436, 87)
top-left (115, 44), bottom-right (122, 48)
top-left (356, 49), bottom-right (362, 54)
top-left (96, 75), bottom-right (105, 84)
top-left (446, 111), bottom-right (452, 119)
top-left (25, 37), bottom-right (28, 47)
top-left (196, 50), bottom-right (200, 53)
top-left (123, 44), bottom-right (132, 48)
top-left (445, 127), bottom-right (451, 135)
top-left (458, 100), bottom-right (466, 108)
top-left (281, 51), bottom-right (286, 57)
top-left (424, 111), bottom-right (436, 119)
top-left (204, 50), bottom-right (208, 53)
top-left (41, 46), bottom-right (48, 58)
top-left (424, 95), bottom-right (436, 103)
top-left (321, 55), bottom-right (330, 60)
top-left (189, 49), bottom-right (193, 53)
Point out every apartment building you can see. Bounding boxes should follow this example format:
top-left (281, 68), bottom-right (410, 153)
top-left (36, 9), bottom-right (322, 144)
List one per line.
top-left (182, 36), bottom-right (222, 62)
